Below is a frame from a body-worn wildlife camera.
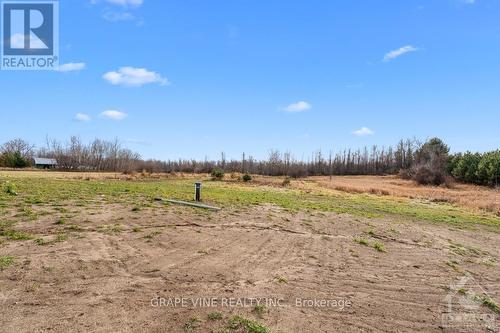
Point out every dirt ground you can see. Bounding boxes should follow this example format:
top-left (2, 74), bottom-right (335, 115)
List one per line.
top-left (1, 199), bottom-right (499, 332)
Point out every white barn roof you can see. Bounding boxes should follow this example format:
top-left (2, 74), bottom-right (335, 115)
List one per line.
top-left (34, 158), bottom-right (57, 165)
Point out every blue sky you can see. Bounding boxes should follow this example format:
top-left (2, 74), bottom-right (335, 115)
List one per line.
top-left (1, 0), bottom-right (499, 160)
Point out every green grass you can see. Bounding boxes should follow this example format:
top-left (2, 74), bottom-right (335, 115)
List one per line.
top-left (474, 294), bottom-right (500, 314)
top-left (275, 276), bottom-right (288, 284)
top-left (253, 304), bottom-right (266, 317)
top-left (354, 237), bottom-right (369, 246)
top-left (54, 218), bottom-right (66, 225)
top-left (0, 220), bottom-right (16, 230)
top-left (372, 242), bottom-right (386, 252)
top-left (0, 229), bottom-right (33, 240)
top-left (144, 231), bottom-right (161, 239)
top-left (481, 258), bottom-right (496, 267)
top-left (183, 317), bottom-right (200, 331)
top-left (1, 175), bottom-right (499, 228)
top-left (34, 233), bottom-right (68, 246)
top-left (53, 233), bottom-right (68, 243)
top-left (66, 224), bottom-right (83, 231)
top-left (34, 238), bottom-right (49, 246)
top-left (227, 315), bottom-right (271, 333)
top-left (354, 237), bottom-right (386, 252)
top-left (17, 206), bottom-right (38, 220)
top-left (448, 241), bottom-right (487, 257)
top-left (0, 255), bottom-right (14, 269)
top-left (446, 260), bottom-right (461, 272)
top-left (4, 182), bottom-right (17, 195)
top-left (455, 288), bottom-right (500, 314)
top-left (207, 311), bottom-right (223, 321)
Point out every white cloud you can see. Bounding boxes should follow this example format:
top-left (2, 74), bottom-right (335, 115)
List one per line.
top-left (99, 110), bottom-right (128, 120)
top-left (91, 0), bottom-right (142, 22)
top-left (56, 62), bottom-right (86, 72)
top-left (102, 11), bottom-right (134, 21)
top-left (383, 45), bottom-right (418, 62)
top-left (10, 33), bottom-right (47, 49)
top-left (103, 67), bottom-right (169, 87)
top-left (106, 0), bottom-right (143, 6)
top-left (352, 127), bottom-right (375, 136)
top-left (283, 101), bottom-right (311, 113)
top-left (75, 113), bottom-right (91, 122)
top-left (91, 0), bottom-right (143, 7)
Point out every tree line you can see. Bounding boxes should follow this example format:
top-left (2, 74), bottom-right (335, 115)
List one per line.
top-left (0, 137), bottom-right (140, 172)
top-left (448, 151), bottom-right (500, 187)
top-left (137, 139), bottom-right (418, 178)
top-left (0, 136), bottom-right (498, 187)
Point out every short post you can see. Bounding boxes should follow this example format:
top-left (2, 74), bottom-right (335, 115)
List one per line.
top-left (194, 182), bottom-right (202, 202)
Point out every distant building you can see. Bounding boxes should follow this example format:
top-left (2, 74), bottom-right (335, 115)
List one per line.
top-left (34, 157), bottom-right (58, 169)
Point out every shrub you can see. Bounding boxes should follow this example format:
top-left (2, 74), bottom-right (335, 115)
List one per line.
top-left (413, 164), bottom-right (446, 186)
top-left (398, 168), bottom-right (412, 180)
top-left (210, 167), bottom-right (225, 180)
top-left (410, 138), bottom-right (449, 186)
top-left (0, 151), bottom-right (29, 168)
top-left (4, 182), bottom-right (17, 196)
top-left (242, 173), bottom-right (252, 182)
top-left (282, 177), bottom-right (291, 187)
top-left (373, 242), bottom-right (386, 252)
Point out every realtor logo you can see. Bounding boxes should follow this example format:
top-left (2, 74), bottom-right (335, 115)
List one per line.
top-left (1, 0), bottom-right (58, 70)
top-left (442, 275), bottom-right (497, 330)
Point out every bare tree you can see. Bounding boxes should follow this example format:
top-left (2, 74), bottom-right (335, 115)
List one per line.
top-left (1, 138), bottom-right (35, 160)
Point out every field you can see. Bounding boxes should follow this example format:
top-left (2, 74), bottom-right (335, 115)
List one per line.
top-left (312, 175), bottom-right (500, 215)
top-left (0, 170), bottom-right (499, 332)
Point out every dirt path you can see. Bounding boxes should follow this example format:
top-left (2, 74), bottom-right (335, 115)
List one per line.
top-left (1, 204), bottom-right (499, 332)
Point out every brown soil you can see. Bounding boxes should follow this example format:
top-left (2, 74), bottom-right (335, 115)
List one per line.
top-left (1, 203), bottom-right (499, 332)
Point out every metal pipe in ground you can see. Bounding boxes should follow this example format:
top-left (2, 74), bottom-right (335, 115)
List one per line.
top-left (195, 182), bottom-right (202, 202)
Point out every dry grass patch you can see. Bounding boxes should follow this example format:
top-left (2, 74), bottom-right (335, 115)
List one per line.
top-left (311, 175), bottom-right (500, 214)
